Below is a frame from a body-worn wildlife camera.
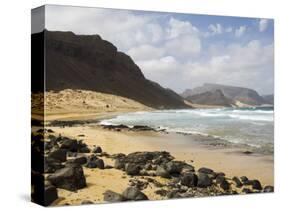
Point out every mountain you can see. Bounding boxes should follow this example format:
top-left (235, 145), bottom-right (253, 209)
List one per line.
top-left (181, 83), bottom-right (266, 106)
top-left (185, 89), bottom-right (233, 107)
top-left (32, 30), bottom-right (188, 109)
top-left (262, 94), bottom-right (274, 105)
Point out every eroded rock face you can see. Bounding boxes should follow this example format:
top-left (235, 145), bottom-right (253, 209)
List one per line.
top-left (180, 173), bottom-right (198, 187)
top-left (47, 164), bottom-right (86, 191)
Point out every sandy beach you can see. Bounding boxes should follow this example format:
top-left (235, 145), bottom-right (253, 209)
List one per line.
top-left (44, 124), bottom-right (273, 206)
top-left (31, 90), bottom-right (274, 206)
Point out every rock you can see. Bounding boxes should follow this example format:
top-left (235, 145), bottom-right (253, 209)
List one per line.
top-left (156, 165), bottom-right (170, 178)
top-left (79, 146), bottom-right (91, 153)
top-left (198, 167), bottom-right (214, 175)
top-left (85, 157), bottom-right (104, 169)
top-left (251, 180), bottom-right (262, 190)
top-left (103, 190), bottom-right (125, 202)
top-left (81, 200), bottom-right (93, 204)
top-left (197, 173), bottom-right (212, 188)
top-left (60, 139), bottom-right (78, 152)
top-left (122, 187), bottom-right (148, 201)
top-left (48, 149), bottom-right (67, 162)
top-left (165, 161), bottom-right (194, 175)
top-left (44, 160), bottom-right (64, 173)
top-left (215, 174), bottom-right (225, 184)
top-left (114, 158), bottom-right (125, 170)
top-left (44, 185), bottom-right (58, 206)
top-left (92, 146), bottom-right (102, 153)
top-left (219, 178), bottom-right (230, 191)
top-left (242, 188), bottom-right (253, 194)
top-left (47, 164), bottom-right (86, 191)
top-left (232, 176), bottom-right (243, 188)
top-left (68, 156), bottom-right (87, 165)
top-left (132, 125), bottom-right (155, 131)
top-left (263, 185), bottom-right (274, 193)
top-left (180, 173), bottom-right (198, 187)
top-left (125, 163), bottom-right (140, 175)
top-left (240, 176), bottom-right (248, 183)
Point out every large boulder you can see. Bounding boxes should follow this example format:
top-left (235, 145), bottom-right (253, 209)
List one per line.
top-left (122, 187), bottom-right (148, 201)
top-left (60, 139), bottom-right (79, 152)
top-left (48, 149), bottom-right (67, 162)
top-left (47, 164), bottom-right (86, 191)
top-left (44, 185), bottom-right (58, 206)
top-left (180, 173), bottom-right (198, 187)
top-left (164, 161), bottom-right (194, 175)
top-left (103, 190), bottom-right (125, 202)
top-left (197, 173), bottom-right (212, 188)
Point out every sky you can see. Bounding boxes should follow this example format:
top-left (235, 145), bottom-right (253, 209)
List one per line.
top-left (38, 5), bottom-right (274, 95)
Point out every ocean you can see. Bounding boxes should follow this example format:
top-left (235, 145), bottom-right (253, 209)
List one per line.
top-left (100, 107), bottom-right (274, 154)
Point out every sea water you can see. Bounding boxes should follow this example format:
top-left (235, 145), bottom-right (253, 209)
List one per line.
top-left (101, 107), bottom-right (274, 154)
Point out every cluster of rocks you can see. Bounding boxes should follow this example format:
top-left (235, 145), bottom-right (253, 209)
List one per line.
top-left (32, 130), bottom-right (109, 206)
top-left (32, 129), bottom-right (274, 206)
top-left (111, 151), bottom-right (274, 199)
top-left (101, 124), bottom-right (157, 132)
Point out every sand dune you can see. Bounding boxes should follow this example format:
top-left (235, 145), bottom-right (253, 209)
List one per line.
top-left (32, 89), bottom-right (151, 120)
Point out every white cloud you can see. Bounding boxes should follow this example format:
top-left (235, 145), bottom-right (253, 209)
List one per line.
top-left (128, 44), bottom-right (165, 61)
top-left (235, 26), bottom-right (247, 37)
top-left (183, 40), bottom-right (274, 93)
top-left (259, 19), bottom-right (269, 32)
top-left (208, 23), bottom-right (223, 35)
top-left (167, 17), bottom-right (199, 39)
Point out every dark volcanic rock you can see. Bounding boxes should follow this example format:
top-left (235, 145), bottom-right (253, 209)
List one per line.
top-left (198, 167), bottom-right (214, 175)
top-left (164, 161), bottom-right (194, 175)
top-left (197, 173), bottom-right (212, 188)
top-left (103, 190), bottom-right (125, 202)
top-left (122, 187), bottom-right (148, 201)
top-left (67, 156), bottom-right (88, 165)
top-left (156, 165), bottom-right (170, 178)
top-left (48, 149), bottom-right (67, 162)
top-left (79, 146), bottom-right (91, 153)
top-left (242, 188), bottom-right (253, 194)
top-left (92, 146), bottom-right (102, 153)
top-left (44, 185), bottom-right (58, 206)
top-left (35, 30), bottom-right (189, 109)
top-left (232, 176), bottom-right (243, 188)
top-left (251, 180), bottom-right (262, 190)
top-left (125, 163), bottom-right (140, 176)
top-left (263, 185), bottom-right (274, 193)
top-left (81, 200), bottom-right (93, 205)
top-left (180, 173), bottom-right (198, 187)
top-left (60, 139), bottom-right (79, 152)
top-left (85, 157), bottom-right (105, 169)
top-left (219, 178), bottom-right (230, 191)
top-left (114, 158), bottom-right (126, 170)
top-left (47, 164), bottom-right (86, 191)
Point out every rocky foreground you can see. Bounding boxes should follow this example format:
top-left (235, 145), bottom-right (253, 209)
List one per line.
top-left (31, 128), bottom-right (274, 206)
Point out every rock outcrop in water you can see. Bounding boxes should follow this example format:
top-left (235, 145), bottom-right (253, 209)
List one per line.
top-left (31, 30), bottom-right (188, 109)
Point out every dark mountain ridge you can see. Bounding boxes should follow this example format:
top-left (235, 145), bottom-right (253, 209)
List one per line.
top-left (32, 30), bottom-right (188, 109)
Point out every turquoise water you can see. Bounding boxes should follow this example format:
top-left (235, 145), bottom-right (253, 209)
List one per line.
top-left (101, 107), bottom-right (274, 154)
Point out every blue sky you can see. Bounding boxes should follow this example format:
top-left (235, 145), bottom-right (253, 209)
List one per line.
top-left (43, 5), bottom-right (274, 95)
